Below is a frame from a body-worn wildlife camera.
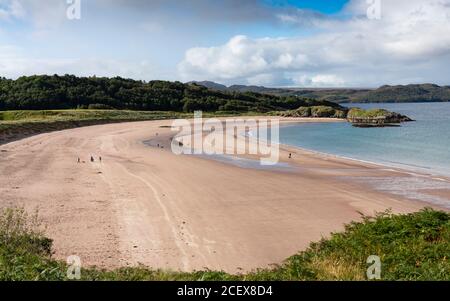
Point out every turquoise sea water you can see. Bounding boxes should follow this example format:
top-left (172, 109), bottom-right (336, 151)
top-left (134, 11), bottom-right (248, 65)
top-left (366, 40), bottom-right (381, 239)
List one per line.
top-left (280, 102), bottom-right (450, 177)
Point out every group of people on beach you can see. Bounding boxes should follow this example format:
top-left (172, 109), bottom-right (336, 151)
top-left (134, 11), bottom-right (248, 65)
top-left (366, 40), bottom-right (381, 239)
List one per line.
top-left (77, 156), bottom-right (102, 163)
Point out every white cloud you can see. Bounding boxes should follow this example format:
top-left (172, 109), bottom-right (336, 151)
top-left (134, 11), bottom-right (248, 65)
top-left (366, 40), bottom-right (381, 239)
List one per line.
top-left (0, 45), bottom-right (158, 79)
top-left (179, 35), bottom-right (313, 81)
top-left (0, 0), bottom-right (449, 86)
top-left (179, 0), bottom-right (450, 87)
top-left (0, 0), bottom-right (25, 20)
top-left (292, 74), bottom-right (346, 87)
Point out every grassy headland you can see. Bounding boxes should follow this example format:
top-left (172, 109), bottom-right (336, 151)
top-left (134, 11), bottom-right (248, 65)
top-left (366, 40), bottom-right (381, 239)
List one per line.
top-left (1, 207), bottom-right (448, 281)
top-left (0, 75), bottom-right (349, 144)
top-left (0, 109), bottom-right (264, 145)
top-left (0, 75), bottom-right (413, 144)
top-left (0, 110), bottom-right (189, 145)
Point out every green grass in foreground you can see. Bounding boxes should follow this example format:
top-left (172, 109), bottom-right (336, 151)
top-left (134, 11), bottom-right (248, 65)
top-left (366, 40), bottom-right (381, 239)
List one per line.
top-left (0, 207), bottom-right (448, 281)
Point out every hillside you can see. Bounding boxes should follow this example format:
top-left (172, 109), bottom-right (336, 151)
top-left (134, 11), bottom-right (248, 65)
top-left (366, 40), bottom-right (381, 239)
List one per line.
top-left (0, 75), bottom-right (336, 113)
top-left (187, 81), bottom-right (228, 91)
top-left (190, 80), bottom-right (295, 95)
top-left (3, 77), bottom-right (447, 112)
top-left (356, 84), bottom-right (450, 103)
top-left (192, 81), bottom-right (450, 103)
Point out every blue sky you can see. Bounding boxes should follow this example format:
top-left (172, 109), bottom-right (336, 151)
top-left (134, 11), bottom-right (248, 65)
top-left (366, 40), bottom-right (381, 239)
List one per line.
top-left (0, 0), bottom-right (450, 87)
top-left (269, 0), bottom-right (348, 14)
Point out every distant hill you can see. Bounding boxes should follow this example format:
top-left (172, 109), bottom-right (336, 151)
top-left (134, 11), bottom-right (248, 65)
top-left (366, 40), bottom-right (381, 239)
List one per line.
top-left (227, 84), bottom-right (284, 94)
top-left (190, 81), bottom-right (450, 103)
top-left (189, 81), bottom-right (293, 94)
top-left (187, 81), bottom-right (228, 91)
top-left (356, 84), bottom-right (450, 103)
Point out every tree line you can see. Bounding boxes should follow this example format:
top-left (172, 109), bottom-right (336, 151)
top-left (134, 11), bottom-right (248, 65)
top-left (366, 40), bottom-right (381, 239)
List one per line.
top-left (0, 75), bottom-right (341, 112)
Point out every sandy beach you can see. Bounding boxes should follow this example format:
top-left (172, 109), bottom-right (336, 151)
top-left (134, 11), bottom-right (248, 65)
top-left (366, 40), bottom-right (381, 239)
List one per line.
top-left (0, 117), bottom-right (448, 273)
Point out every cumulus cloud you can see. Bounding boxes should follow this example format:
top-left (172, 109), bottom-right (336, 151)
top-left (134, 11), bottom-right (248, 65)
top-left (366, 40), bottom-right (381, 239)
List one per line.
top-left (292, 74), bottom-right (346, 87)
top-left (1, 0), bottom-right (449, 86)
top-left (0, 0), bottom-right (292, 81)
top-left (179, 0), bottom-right (450, 87)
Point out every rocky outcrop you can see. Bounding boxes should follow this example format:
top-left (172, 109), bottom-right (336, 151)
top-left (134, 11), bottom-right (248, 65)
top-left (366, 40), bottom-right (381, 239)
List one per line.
top-left (280, 106), bottom-right (413, 127)
top-left (280, 106), bottom-right (347, 118)
top-left (347, 108), bottom-right (413, 127)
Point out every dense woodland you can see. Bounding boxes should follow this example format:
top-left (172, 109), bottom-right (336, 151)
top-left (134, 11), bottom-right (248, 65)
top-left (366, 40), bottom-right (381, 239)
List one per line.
top-left (1, 75), bottom-right (444, 112)
top-left (0, 75), bottom-right (341, 112)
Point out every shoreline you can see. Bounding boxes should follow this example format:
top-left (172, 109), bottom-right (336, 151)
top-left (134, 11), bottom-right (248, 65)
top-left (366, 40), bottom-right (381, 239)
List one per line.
top-left (0, 117), bottom-right (448, 273)
top-left (277, 121), bottom-right (450, 180)
top-left (281, 138), bottom-right (450, 181)
top-left (167, 117), bottom-right (450, 210)
top-left (175, 116), bottom-right (450, 185)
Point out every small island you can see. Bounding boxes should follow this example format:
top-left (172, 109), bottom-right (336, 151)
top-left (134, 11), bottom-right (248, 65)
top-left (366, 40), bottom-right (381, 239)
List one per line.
top-left (279, 105), bottom-right (413, 127)
top-left (346, 108), bottom-right (414, 127)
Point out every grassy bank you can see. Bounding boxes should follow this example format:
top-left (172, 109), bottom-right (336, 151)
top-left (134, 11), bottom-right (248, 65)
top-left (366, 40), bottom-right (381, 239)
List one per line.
top-left (0, 109), bottom-right (264, 145)
top-left (0, 110), bottom-right (191, 122)
top-left (0, 110), bottom-right (184, 145)
top-left (1, 207), bottom-right (448, 281)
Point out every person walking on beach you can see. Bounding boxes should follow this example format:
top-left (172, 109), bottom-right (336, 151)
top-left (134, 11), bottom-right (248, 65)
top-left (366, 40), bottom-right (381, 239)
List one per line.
top-left (77, 157), bottom-right (80, 163)
top-left (289, 153), bottom-right (292, 159)
top-left (99, 156), bottom-right (102, 163)
top-left (91, 156), bottom-right (94, 163)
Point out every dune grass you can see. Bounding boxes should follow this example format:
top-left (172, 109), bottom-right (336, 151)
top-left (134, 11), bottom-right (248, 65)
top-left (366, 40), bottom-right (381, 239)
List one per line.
top-left (0, 207), bottom-right (448, 281)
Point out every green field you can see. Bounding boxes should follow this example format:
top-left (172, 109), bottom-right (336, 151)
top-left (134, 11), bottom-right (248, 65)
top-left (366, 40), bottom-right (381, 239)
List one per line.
top-left (1, 207), bottom-right (448, 281)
